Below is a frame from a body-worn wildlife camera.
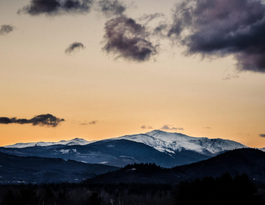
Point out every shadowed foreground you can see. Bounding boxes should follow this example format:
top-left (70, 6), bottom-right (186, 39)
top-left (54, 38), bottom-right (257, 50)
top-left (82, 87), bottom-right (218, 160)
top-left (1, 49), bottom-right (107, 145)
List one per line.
top-left (0, 173), bottom-right (264, 205)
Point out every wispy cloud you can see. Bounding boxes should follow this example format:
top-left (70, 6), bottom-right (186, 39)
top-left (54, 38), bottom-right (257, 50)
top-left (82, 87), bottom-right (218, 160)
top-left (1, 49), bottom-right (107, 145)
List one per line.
top-left (0, 114), bottom-right (65, 127)
top-left (18, 0), bottom-right (93, 16)
top-left (168, 0), bottom-right (265, 73)
top-left (103, 16), bottom-right (158, 62)
top-left (138, 13), bottom-right (165, 23)
top-left (65, 42), bottom-right (85, 54)
top-left (203, 127), bottom-right (211, 129)
top-left (0, 25), bottom-right (14, 35)
top-left (141, 125), bottom-right (153, 129)
top-left (223, 74), bottom-right (240, 81)
top-left (161, 125), bottom-right (184, 131)
top-left (80, 120), bottom-right (98, 125)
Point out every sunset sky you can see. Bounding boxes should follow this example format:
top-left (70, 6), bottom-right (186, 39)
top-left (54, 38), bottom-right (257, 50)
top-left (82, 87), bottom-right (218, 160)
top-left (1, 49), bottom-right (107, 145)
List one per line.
top-left (1, 0), bottom-right (265, 147)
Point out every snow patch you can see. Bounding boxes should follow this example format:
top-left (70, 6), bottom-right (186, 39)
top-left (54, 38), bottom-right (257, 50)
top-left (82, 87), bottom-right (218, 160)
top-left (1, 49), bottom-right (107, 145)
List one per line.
top-left (99, 161), bottom-right (108, 164)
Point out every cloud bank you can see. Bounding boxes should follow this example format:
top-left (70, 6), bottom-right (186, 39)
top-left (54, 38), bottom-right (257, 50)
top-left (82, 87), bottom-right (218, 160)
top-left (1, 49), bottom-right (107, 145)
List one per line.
top-left (65, 42), bottom-right (85, 54)
top-left (19, 0), bottom-right (93, 16)
top-left (168, 0), bottom-right (265, 73)
top-left (0, 114), bottom-right (65, 127)
top-left (0, 25), bottom-right (14, 35)
top-left (103, 16), bottom-right (158, 62)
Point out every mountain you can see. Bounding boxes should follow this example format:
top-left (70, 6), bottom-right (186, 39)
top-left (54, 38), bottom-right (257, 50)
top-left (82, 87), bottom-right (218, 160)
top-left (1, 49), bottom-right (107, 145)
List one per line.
top-left (116, 130), bottom-right (246, 156)
top-left (0, 140), bottom-right (210, 168)
top-left (4, 138), bottom-right (92, 148)
top-left (0, 130), bottom-right (247, 168)
top-left (0, 151), bottom-right (118, 184)
top-left (86, 148), bottom-right (265, 184)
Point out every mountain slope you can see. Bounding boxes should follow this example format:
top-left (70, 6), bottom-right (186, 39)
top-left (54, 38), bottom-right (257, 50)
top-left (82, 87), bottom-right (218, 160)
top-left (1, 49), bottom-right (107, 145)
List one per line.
top-left (86, 148), bottom-right (265, 184)
top-left (0, 152), bottom-right (118, 184)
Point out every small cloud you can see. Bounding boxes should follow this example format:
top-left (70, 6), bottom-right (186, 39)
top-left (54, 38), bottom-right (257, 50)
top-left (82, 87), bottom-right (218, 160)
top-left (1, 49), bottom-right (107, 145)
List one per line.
top-left (89, 120), bottom-right (97, 124)
top-left (0, 25), bottom-right (14, 35)
top-left (97, 0), bottom-right (126, 17)
top-left (141, 125), bottom-right (153, 129)
top-left (171, 127), bottom-right (184, 131)
top-left (161, 125), bottom-right (171, 130)
top-left (259, 134), bottom-right (265, 137)
top-left (203, 127), bottom-right (211, 129)
top-left (0, 114), bottom-right (64, 127)
top-left (103, 16), bottom-right (158, 62)
top-left (18, 0), bottom-right (93, 16)
top-left (161, 125), bottom-right (184, 131)
top-left (80, 120), bottom-right (98, 125)
top-left (65, 42), bottom-right (85, 54)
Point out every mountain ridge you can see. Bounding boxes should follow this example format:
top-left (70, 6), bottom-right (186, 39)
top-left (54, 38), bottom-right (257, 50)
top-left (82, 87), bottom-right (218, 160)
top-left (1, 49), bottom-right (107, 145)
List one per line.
top-left (3, 130), bottom-right (247, 155)
top-left (0, 130), bottom-right (249, 168)
top-left (4, 138), bottom-right (92, 148)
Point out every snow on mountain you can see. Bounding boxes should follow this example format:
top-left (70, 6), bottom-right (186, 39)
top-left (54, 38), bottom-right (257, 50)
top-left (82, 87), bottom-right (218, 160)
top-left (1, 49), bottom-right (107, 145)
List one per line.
top-left (259, 147), bottom-right (265, 152)
top-left (116, 130), bottom-right (247, 155)
top-left (3, 130), bottom-right (246, 156)
top-left (4, 138), bottom-right (92, 148)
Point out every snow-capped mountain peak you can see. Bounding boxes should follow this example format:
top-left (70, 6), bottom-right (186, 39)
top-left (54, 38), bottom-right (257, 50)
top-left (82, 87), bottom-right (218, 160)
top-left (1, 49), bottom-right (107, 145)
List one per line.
top-left (116, 130), bottom-right (247, 155)
top-left (4, 138), bottom-right (92, 148)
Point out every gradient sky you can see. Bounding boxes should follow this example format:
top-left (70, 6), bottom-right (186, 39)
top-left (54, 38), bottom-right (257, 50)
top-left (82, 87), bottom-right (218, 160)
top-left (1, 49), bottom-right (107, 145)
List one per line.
top-left (1, 0), bottom-right (265, 147)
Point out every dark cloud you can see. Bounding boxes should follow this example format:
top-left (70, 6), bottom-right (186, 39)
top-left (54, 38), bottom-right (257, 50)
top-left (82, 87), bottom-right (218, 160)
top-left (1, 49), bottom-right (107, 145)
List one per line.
top-left (168, 0), bottom-right (265, 73)
top-left (0, 25), bottom-right (14, 35)
top-left (80, 120), bottom-right (98, 125)
top-left (18, 0), bottom-right (93, 16)
top-left (65, 42), bottom-right (85, 54)
top-left (97, 0), bottom-right (126, 17)
top-left (259, 134), bottom-right (265, 137)
top-left (141, 125), bottom-right (153, 129)
top-left (0, 114), bottom-right (64, 127)
top-left (103, 16), bottom-right (158, 62)
top-left (161, 125), bottom-right (184, 131)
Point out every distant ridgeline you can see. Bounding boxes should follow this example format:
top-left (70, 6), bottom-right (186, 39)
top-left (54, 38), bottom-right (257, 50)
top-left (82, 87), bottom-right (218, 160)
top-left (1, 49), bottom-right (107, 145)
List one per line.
top-left (0, 130), bottom-right (248, 170)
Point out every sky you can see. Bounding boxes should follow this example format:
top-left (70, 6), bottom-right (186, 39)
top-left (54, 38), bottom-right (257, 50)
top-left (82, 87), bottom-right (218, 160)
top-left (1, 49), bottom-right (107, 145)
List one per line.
top-left (0, 0), bottom-right (265, 147)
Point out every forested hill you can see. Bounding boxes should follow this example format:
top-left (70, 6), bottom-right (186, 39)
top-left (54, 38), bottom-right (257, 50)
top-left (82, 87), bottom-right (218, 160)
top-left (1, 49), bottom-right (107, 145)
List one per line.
top-left (85, 148), bottom-right (265, 184)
